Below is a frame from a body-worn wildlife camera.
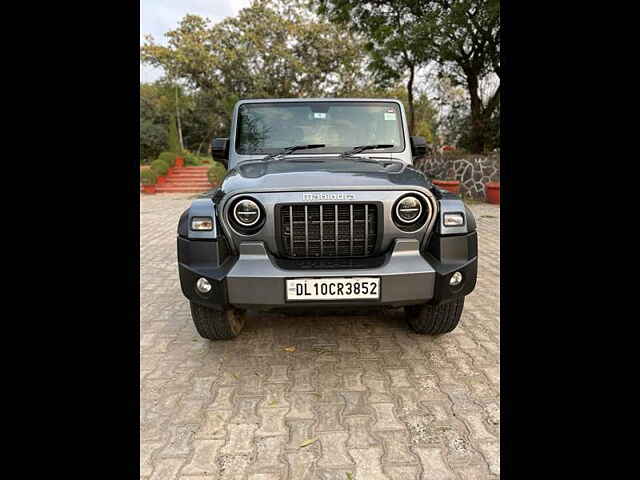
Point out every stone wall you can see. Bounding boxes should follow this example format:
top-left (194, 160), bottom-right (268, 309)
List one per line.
top-left (415, 153), bottom-right (500, 200)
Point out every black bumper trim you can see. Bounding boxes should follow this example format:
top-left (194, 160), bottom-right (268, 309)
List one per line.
top-left (426, 230), bottom-right (477, 264)
top-left (422, 252), bottom-right (477, 305)
top-left (177, 235), bottom-right (235, 309)
top-left (178, 261), bottom-right (234, 310)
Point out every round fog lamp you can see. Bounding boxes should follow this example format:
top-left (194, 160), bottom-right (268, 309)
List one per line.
top-left (449, 271), bottom-right (463, 287)
top-left (196, 277), bottom-right (212, 294)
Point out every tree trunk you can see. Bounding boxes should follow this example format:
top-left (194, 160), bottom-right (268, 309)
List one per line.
top-left (466, 72), bottom-right (485, 153)
top-left (197, 124), bottom-right (218, 156)
top-left (175, 83), bottom-right (184, 151)
top-left (407, 64), bottom-right (415, 135)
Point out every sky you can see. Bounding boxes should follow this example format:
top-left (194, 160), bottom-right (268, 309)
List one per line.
top-left (140, 0), bottom-right (251, 83)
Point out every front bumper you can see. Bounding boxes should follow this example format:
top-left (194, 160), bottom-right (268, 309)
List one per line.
top-left (179, 237), bottom-right (477, 310)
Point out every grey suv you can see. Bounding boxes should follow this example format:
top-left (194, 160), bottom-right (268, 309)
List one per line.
top-left (177, 98), bottom-right (477, 339)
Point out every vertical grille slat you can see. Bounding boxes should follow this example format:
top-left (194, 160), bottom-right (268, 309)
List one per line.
top-left (365, 204), bottom-right (369, 253)
top-left (349, 204), bottom-right (354, 256)
top-left (289, 205), bottom-right (294, 256)
top-left (280, 203), bottom-right (377, 258)
top-left (335, 204), bottom-right (338, 253)
top-left (304, 205), bottom-right (309, 257)
top-left (319, 204), bottom-right (324, 256)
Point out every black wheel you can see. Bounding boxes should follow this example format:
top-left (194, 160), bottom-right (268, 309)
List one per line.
top-left (404, 297), bottom-right (465, 335)
top-left (189, 302), bottom-right (245, 340)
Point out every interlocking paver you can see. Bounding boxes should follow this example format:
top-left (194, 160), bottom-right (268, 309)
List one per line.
top-left (181, 439), bottom-right (225, 475)
top-left (140, 193), bottom-right (500, 479)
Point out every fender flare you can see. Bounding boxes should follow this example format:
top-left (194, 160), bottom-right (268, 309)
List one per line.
top-left (436, 198), bottom-right (476, 235)
top-left (178, 199), bottom-right (218, 240)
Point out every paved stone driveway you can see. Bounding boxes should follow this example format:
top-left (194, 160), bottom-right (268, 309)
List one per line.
top-left (141, 193), bottom-right (500, 480)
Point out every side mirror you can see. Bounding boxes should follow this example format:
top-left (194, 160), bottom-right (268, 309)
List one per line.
top-left (410, 136), bottom-right (428, 158)
top-left (211, 137), bottom-right (229, 167)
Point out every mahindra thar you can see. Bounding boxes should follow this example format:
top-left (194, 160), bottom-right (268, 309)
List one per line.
top-left (177, 99), bottom-right (477, 339)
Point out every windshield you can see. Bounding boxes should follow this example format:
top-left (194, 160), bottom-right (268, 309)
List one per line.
top-left (235, 101), bottom-right (405, 155)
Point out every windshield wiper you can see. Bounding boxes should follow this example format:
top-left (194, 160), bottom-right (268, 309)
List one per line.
top-left (262, 144), bottom-right (325, 161)
top-left (340, 144), bottom-right (394, 159)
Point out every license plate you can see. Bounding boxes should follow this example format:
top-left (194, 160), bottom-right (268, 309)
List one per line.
top-left (286, 277), bottom-right (380, 301)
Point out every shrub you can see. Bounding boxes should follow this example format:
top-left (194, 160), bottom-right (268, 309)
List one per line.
top-left (183, 149), bottom-right (212, 166)
top-left (158, 151), bottom-right (178, 167)
top-left (140, 169), bottom-right (158, 185)
top-left (207, 162), bottom-right (227, 185)
top-left (150, 159), bottom-right (169, 176)
top-left (184, 151), bottom-right (201, 166)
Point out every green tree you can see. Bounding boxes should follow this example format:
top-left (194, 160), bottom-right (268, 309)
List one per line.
top-left (140, 82), bottom-right (170, 161)
top-left (454, 103), bottom-right (499, 152)
top-left (141, 80), bottom-right (236, 156)
top-left (412, 0), bottom-right (499, 153)
top-left (141, 0), bottom-right (369, 129)
top-left (140, 120), bottom-right (167, 162)
top-left (316, 0), bottom-right (430, 134)
top-left (315, 0), bottom-right (500, 153)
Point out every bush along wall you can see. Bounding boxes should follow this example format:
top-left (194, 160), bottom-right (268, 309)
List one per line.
top-left (416, 153), bottom-right (500, 200)
top-left (140, 169), bottom-right (158, 185)
top-left (150, 159), bottom-right (170, 177)
top-left (158, 151), bottom-right (178, 167)
top-left (207, 162), bottom-right (227, 185)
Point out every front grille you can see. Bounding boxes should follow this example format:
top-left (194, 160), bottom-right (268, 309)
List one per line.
top-left (279, 203), bottom-right (378, 257)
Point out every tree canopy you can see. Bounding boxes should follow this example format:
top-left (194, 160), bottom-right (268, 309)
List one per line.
top-left (141, 1), bottom-right (368, 112)
top-left (315, 0), bottom-right (500, 152)
top-left (316, 0), bottom-right (431, 135)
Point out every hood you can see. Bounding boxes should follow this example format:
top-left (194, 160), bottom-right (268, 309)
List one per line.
top-left (215, 157), bottom-right (432, 196)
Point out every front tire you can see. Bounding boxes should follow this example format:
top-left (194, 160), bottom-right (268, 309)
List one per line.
top-left (405, 297), bottom-right (465, 334)
top-left (189, 302), bottom-right (245, 340)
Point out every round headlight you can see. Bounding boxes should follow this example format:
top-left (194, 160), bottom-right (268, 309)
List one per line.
top-left (395, 196), bottom-right (422, 223)
top-left (233, 199), bottom-right (261, 226)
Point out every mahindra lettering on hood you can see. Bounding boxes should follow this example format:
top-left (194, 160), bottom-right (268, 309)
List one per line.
top-left (302, 193), bottom-right (356, 201)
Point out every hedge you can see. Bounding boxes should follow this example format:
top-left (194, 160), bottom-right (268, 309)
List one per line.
top-left (158, 151), bottom-right (178, 167)
top-left (140, 169), bottom-right (158, 185)
top-left (183, 150), bottom-right (214, 166)
top-left (208, 162), bottom-right (227, 185)
top-left (150, 159), bottom-right (169, 176)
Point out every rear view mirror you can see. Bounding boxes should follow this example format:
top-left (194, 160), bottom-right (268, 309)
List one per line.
top-left (211, 138), bottom-right (229, 168)
top-left (410, 136), bottom-right (428, 158)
